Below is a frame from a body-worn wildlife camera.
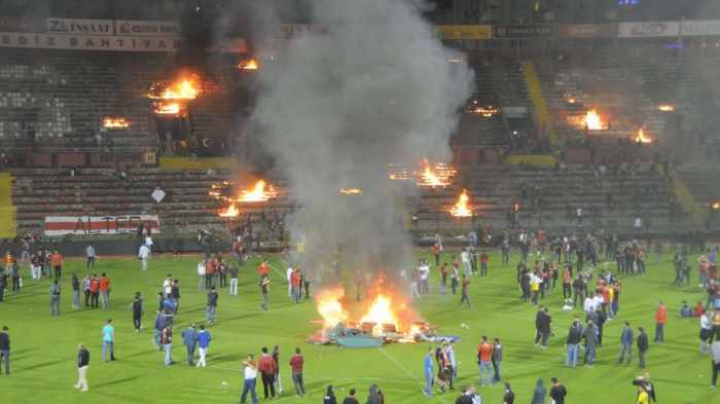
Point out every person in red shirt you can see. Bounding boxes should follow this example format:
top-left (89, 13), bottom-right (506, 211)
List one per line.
top-left (479, 252), bottom-right (489, 278)
top-left (654, 301), bottom-right (667, 343)
top-left (51, 251), bottom-right (63, 280)
top-left (693, 301), bottom-right (706, 317)
top-left (257, 260), bottom-right (270, 280)
top-left (257, 347), bottom-right (277, 399)
top-left (431, 243), bottom-right (441, 267)
top-left (98, 273), bottom-right (111, 310)
top-left (89, 274), bottom-right (100, 309)
top-left (477, 336), bottom-right (494, 385)
top-left (289, 348), bottom-right (305, 397)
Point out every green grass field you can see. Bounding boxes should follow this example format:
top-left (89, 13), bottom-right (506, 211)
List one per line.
top-left (0, 250), bottom-right (715, 404)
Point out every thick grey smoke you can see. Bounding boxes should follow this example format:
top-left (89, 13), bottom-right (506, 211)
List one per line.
top-left (249, 0), bottom-right (473, 278)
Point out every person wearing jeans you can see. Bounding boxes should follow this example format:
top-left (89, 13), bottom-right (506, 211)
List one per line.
top-left (477, 336), bottom-right (493, 386)
top-left (101, 319), bottom-right (115, 362)
top-left (206, 287), bottom-right (218, 324)
top-left (491, 338), bottom-right (503, 384)
top-left (711, 340), bottom-right (720, 388)
top-left (229, 267), bottom-right (239, 296)
top-left (289, 348), bottom-right (305, 397)
top-left (654, 302), bottom-right (666, 343)
top-left (618, 322), bottom-right (634, 364)
top-left (258, 347), bottom-right (277, 399)
top-left (161, 326), bottom-right (173, 366)
top-left (423, 348), bottom-right (433, 396)
top-left (240, 355), bottom-right (259, 404)
top-left (565, 319), bottom-right (582, 368)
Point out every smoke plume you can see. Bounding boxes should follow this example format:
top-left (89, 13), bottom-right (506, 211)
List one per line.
top-left (249, 0), bottom-right (472, 279)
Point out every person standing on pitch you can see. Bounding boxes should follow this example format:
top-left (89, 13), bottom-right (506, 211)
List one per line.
top-left (619, 321), bottom-right (634, 365)
top-left (272, 345), bottom-right (283, 394)
top-left (637, 326), bottom-right (649, 369)
top-left (423, 347), bottom-right (434, 397)
top-left (181, 324), bottom-right (197, 366)
top-left (161, 325), bottom-right (174, 366)
top-left (49, 280), bottom-right (61, 317)
top-left (102, 319), bottom-right (115, 362)
top-left (711, 337), bottom-right (720, 389)
top-left (258, 346), bottom-right (277, 399)
top-left (196, 325), bottom-right (212, 367)
top-left (138, 243), bottom-right (150, 271)
top-left (229, 265), bottom-right (239, 296)
top-left (549, 377), bottom-right (567, 404)
top-left (71, 273), bottom-right (80, 310)
top-left (477, 336), bottom-right (493, 386)
top-left (131, 292), bottom-right (143, 332)
top-left (289, 347), bottom-right (305, 397)
top-left (492, 337), bottom-right (503, 384)
top-left (459, 274), bottom-right (471, 308)
top-left (75, 344), bottom-right (90, 392)
top-left (85, 243), bottom-right (96, 269)
top-left (0, 326), bottom-right (9, 375)
top-left (654, 301), bottom-right (667, 343)
top-left (240, 355), bottom-right (259, 404)
top-left (99, 273), bottom-right (111, 310)
top-left (206, 286), bottom-right (218, 324)
top-left (261, 276), bottom-right (271, 311)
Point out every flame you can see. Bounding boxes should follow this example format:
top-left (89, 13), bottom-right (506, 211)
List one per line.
top-left (474, 105), bottom-right (499, 118)
top-left (712, 202), bottom-right (720, 210)
top-left (314, 278), bottom-right (423, 340)
top-left (153, 102), bottom-right (181, 115)
top-left (658, 104), bottom-right (675, 112)
top-left (238, 180), bottom-right (278, 203)
top-left (103, 117), bottom-right (130, 128)
top-left (417, 159), bottom-right (455, 187)
top-left (634, 128), bottom-right (652, 144)
top-left (149, 77), bottom-right (200, 100)
top-left (340, 188), bottom-right (362, 195)
top-left (582, 109), bottom-right (604, 130)
top-left (451, 189), bottom-right (472, 217)
top-left (239, 58), bottom-right (260, 70)
top-left (360, 295), bottom-right (399, 336)
top-left (219, 204), bottom-right (239, 217)
top-left (567, 97), bottom-right (577, 104)
top-left (315, 287), bottom-right (349, 332)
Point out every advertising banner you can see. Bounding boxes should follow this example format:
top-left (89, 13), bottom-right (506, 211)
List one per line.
top-left (494, 25), bottom-right (553, 38)
top-left (618, 21), bottom-right (680, 38)
top-left (436, 25), bottom-right (492, 40)
top-left (681, 20), bottom-right (720, 36)
top-left (116, 20), bottom-right (180, 36)
top-left (44, 215), bottom-right (160, 236)
top-left (46, 17), bottom-right (114, 35)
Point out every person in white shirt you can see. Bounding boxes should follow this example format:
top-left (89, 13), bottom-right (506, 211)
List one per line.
top-left (460, 249), bottom-right (471, 276)
top-left (145, 236), bottom-right (154, 252)
top-left (240, 355), bottom-right (259, 403)
top-left (138, 244), bottom-right (151, 271)
top-left (700, 313), bottom-right (713, 353)
top-left (286, 266), bottom-right (294, 298)
top-left (418, 260), bottom-right (430, 294)
top-left (163, 276), bottom-right (173, 296)
top-left (197, 260), bottom-right (206, 291)
top-left (583, 293), bottom-right (599, 314)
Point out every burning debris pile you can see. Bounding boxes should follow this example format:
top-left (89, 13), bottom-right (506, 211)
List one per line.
top-left (450, 189), bottom-right (473, 218)
top-left (310, 277), bottom-right (452, 347)
top-left (148, 73), bottom-right (201, 117)
top-left (387, 159), bottom-right (457, 188)
top-left (209, 179), bottom-right (280, 218)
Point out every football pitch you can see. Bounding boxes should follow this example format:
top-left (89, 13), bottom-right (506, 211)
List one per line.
top-left (0, 250), bottom-right (714, 404)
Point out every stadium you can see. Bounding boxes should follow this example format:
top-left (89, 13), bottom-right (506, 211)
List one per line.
top-left (1, 0), bottom-right (720, 403)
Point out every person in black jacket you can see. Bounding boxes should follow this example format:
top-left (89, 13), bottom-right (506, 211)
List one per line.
top-left (0, 326), bottom-right (9, 375)
top-left (131, 292), bottom-right (143, 332)
top-left (503, 382), bottom-right (515, 404)
top-left (537, 307), bottom-right (552, 350)
top-left (565, 319), bottom-right (583, 368)
top-left (637, 327), bottom-right (649, 369)
top-left (74, 344), bottom-right (90, 392)
top-left (323, 385), bottom-right (337, 404)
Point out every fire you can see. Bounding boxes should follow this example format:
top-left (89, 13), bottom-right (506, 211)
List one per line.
top-left (360, 295), bottom-right (399, 336)
top-left (153, 102), bottom-right (181, 115)
top-left (219, 204), bottom-right (239, 218)
top-left (582, 109), bottom-right (604, 130)
top-left (451, 189), bottom-right (472, 217)
top-left (473, 105), bottom-right (500, 118)
top-left (634, 128), bottom-right (653, 144)
top-left (149, 76), bottom-right (200, 100)
top-left (238, 180), bottom-right (278, 203)
top-left (103, 117), bottom-right (130, 129)
top-left (566, 97), bottom-right (577, 104)
top-left (417, 159), bottom-right (455, 187)
top-left (658, 104), bottom-right (675, 112)
top-left (712, 202), bottom-right (720, 210)
top-left (340, 188), bottom-right (362, 195)
top-left (316, 288), bottom-right (349, 332)
top-left (239, 58), bottom-right (260, 70)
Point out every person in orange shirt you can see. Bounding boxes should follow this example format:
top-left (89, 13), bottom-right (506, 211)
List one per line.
top-left (257, 260), bottom-right (270, 279)
top-left (477, 336), bottom-right (494, 386)
top-left (98, 273), bottom-right (111, 310)
top-left (51, 251), bottom-right (63, 280)
top-left (291, 268), bottom-right (302, 304)
top-left (654, 301), bottom-right (667, 343)
top-left (89, 274), bottom-right (100, 309)
top-left (205, 259), bottom-right (216, 290)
